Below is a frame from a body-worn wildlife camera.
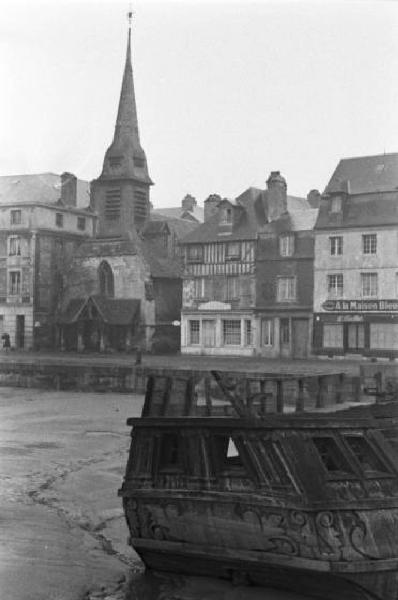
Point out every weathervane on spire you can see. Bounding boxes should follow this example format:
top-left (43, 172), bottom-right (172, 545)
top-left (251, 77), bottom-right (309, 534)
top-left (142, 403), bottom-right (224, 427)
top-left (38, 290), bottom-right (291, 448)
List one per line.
top-left (127, 4), bottom-right (133, 28)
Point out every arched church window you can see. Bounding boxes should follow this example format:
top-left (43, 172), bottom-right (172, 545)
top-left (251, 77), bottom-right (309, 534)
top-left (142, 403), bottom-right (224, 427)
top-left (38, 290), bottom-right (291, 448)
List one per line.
top-left (98, 261), bottom-right (114, 298)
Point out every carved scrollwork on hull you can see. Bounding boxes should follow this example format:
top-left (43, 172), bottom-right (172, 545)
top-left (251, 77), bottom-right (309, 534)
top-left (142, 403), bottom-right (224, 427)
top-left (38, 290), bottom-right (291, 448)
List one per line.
top-left (125, 498), bottom-right (390, 563)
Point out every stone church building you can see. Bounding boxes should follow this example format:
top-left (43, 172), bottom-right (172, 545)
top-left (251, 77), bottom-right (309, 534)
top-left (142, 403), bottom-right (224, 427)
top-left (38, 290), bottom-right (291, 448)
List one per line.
top-left (57, 21), bottom-right (189, 353)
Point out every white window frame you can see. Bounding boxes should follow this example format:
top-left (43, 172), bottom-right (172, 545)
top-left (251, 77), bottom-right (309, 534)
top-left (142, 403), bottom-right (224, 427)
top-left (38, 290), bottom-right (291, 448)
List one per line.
top-left (262, 319), bottom-right (274, 346)
top-left (9, 270), bottom-right (21, 296)
top-left (193, 278), bottom-right (205, 299)
top-left (327, 273), bottom-right (343, 298)
top-left (279, 234), bottom-right (294, 257)
top-left (277, 277), bottom-right (297, 302)
top-left (361, 272), bottom-right (378, 298)
top-left (222, 319), bottom-right (241, 346)
top-left (362, 234), bottom-right (377, 255)
top-left (226, 276), bottom-right (239, 301)
top-left (329, 236), bottom-right (343, 256)
top-left (188, 320), bottom-right (200, 345)
top-left (8, 236), bottom-right (21, 257)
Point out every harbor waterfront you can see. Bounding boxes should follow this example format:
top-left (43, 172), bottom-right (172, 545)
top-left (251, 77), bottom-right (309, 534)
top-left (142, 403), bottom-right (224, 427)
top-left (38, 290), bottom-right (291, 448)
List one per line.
top-left (0, 383), bottom-right (313, 600)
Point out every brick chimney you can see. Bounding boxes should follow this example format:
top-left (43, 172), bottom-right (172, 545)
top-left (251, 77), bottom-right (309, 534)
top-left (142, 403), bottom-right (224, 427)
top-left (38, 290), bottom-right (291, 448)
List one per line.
top-left (266, 171), bottom-right (287, 222)
top-left (60, 172), bottom-right (77, 207)
top-left (307, 189), bottom-right (321, 208)
top-left (181, 194), bottom-right (197, 212)
top-left (204, 194), bottom-right (221, 222)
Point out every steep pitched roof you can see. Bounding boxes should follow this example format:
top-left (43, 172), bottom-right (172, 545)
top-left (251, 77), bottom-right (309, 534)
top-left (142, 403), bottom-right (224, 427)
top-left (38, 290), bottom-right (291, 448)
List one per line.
top-left (0, 173), bottom-right (90, 208)
top-left (180, 187), bottom-right (310, 244)
top-left (325, 153), bottom-right (398, 195)
top-left (260, 209), bottom-right (319, 234)
top-left (315, 190), bottom-right (398, 230)
top-left (152, 205), bottom-right (204, 223)
top-left (59, 296), bottom-right (140, 325)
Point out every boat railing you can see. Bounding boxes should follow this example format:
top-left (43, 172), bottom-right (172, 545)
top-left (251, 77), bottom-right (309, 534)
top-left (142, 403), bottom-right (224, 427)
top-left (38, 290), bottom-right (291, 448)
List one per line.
top-left (140, 369), bottom-right (368, 418)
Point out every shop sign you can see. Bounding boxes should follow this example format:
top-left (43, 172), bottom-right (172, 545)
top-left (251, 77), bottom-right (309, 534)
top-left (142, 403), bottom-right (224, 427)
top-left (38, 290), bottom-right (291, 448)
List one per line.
top-left (322, 299), bottom-right (398, 312)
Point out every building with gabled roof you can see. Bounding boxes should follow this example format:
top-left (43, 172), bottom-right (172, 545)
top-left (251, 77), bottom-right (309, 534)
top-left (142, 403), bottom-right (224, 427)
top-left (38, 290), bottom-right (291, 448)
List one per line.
top-left (313, 152), bottom-right (398, 359)
top-left (179, 171), bottom-right (317, 356)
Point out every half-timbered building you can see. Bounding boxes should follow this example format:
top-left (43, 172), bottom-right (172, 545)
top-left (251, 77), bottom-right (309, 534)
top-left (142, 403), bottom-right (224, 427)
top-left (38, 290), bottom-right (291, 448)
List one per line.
top-left (180, 172), bottom-right (316, 356)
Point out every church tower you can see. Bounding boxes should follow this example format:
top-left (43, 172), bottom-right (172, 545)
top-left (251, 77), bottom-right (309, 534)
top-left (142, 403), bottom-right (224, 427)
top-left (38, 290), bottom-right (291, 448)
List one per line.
top-left (91, 12), bottom-right (153, 238)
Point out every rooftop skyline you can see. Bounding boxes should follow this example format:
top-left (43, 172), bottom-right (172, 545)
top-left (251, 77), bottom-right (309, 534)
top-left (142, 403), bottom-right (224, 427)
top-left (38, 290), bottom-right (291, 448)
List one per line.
top-left (1, 0), bottom-right (398, 208)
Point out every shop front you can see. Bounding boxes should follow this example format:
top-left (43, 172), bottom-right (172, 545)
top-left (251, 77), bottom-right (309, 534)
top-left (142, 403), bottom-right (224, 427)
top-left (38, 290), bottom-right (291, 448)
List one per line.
top-left (313, 299), bottom-right (398, 359)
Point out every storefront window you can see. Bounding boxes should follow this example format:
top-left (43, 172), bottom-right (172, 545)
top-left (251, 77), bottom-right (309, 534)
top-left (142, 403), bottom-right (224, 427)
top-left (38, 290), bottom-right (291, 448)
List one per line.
top-left (323, 323), bottom-right (343, 348)
top-left (262, 319), bottom-right (274, 346)
top-left (222, 320), bottom-right (241, 345)
top-left (244, 320), bottom-right (252, 346)
top-left (280, 318), bottom-right (290, 344)
top-left (189, 320), bottom-right (200, 345)
top-left (370, 323), bottom-right (398, 350)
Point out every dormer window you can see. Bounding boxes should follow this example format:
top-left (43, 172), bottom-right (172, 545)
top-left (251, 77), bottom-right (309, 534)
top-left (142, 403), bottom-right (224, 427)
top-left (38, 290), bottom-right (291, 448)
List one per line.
top-left (220, 207), bottom-right (233, 224)
top-left (187, 245), bottom-right (203, 263)
top-left (279, 234), bottom-right (294, 257)
top-left (226, 242), bottom-right (240, 260)
top-left (330, 196), bottom-right (342, 213)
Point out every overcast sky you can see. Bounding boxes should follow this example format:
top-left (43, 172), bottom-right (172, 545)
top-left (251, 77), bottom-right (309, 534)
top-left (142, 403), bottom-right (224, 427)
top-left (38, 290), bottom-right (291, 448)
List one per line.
top-left (1, 0), bottom-right (398, 208)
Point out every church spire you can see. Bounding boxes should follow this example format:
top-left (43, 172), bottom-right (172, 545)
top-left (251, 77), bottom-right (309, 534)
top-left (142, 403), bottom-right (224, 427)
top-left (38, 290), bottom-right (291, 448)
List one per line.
top-left (101, 11), bottom-right (152, 184)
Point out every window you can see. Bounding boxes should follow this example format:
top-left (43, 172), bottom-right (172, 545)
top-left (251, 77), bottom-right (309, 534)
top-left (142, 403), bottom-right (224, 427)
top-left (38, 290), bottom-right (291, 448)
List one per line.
top-left (396, 273), bottom-right (398, 298)
top-left (10, 210), bottom-right (21, 225)
top-left (189, 320), bottom-right (200, 345)
top-left (363, 234), bottom-right (377, 254)
top-left (55, 213), bottom-right (64, 228)
top-left (8, 236), bottom-right (21, 256)
top-left (133, 155), bottom-right (146, 168)
top-left (98, 261), bottom-right (114, 298)
top-left (105, 188), bottom-right (121, 220)
top-left (134, 189), bottom-right (147, 221)
top-left (262, 319), bottom-right (274, 346)
top-left (9, 271), bottom-right (21, 295)
top-left (370, 323), bottom-right (398, 350)
top-left (187, 245), bottom-right (203, 263)
top-left (348, 323), bottom-right (365, 350)
top-left (77, 217), bottom-right (86, 231)
top-left (312, 436), bottom-right (354, 477)
top-left (220, 207), bottom-right (233, 224)
top-left (226, 276), bottom-right (239, 301)
top-left (344, 435), bottom-right (391, 476)
top-left (245, 320), bottom-right (252, 346)
top-left (260, 439), bottom-right (292, 486)
top-left (277, 277), bottom-right (296, 301)
top-left (108, 155), bottom-right (122, 168)
top-left (361, 272), bottom-right (378, 298)
top-left (330, 236), bottom-right (343, 256)
top-left (222, 320), bottom-right (241, 345)
top-left (226, 242), bottom-right (240, 260)
top-left (202, 320), bottom-right (216, 347)
top-left (279, 234), bottom-right (294, 257)
top-left (194, 278), bottom-right (205, 298)
top-left (327, 273), bottom-right (343, 298)
top-left (323, 323), bottom-right (343, 348)
top-left (330, 196), bottom-right (342, 213)
top-left (280, 318), bottom-right (290, 344)
top-left (213, 435), bottom-right (246, 474)
top-left (0, 315), bottom-right (4, 334)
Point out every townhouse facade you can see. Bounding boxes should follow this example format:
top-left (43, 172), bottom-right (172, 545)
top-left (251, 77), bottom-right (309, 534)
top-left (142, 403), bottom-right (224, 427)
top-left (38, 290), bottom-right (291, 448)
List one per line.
top-left (0, 172), bottom-right (95, 350)
top-left (313, 153), bottom-right (398, 359)
top-left (180, 173), bottom-right (317, 357)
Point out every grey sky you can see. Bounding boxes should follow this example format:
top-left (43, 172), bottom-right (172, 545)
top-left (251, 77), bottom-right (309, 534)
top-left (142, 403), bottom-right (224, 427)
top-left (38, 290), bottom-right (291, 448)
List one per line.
top-left (1, 0), bottom-right (398, 208)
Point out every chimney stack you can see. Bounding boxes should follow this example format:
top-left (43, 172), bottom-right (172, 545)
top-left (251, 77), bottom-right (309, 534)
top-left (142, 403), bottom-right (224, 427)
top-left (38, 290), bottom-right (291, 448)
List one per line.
top-left (181, 194), bottom-right (197, 212)
top-left (204, 193), bottom-right (221, 222)
top-left (266, 171), bottom-right (287, 221)
top-left (60, 172), bottom-right (77, 207)
top-left (307, 189), bottom-right (321, 209)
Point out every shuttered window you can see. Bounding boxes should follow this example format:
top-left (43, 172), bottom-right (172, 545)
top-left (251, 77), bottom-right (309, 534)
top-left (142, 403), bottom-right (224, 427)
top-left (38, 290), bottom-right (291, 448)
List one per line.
top-left (105, 188), bottom-right (121, 220)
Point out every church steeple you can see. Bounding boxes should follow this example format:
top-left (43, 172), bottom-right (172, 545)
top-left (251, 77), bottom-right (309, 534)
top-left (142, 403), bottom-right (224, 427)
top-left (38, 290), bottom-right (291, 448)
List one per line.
top-left (101, 12), bottom-right (152, 185)
top-left (91, 12), bottom-right (153, 238)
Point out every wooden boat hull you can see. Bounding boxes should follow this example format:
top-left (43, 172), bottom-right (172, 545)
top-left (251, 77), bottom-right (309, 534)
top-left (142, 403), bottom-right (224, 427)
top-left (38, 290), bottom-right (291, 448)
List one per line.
top-left (131, 538), bottom-right (398, 600)
top-left (123, 495), bottom-right (398, 600)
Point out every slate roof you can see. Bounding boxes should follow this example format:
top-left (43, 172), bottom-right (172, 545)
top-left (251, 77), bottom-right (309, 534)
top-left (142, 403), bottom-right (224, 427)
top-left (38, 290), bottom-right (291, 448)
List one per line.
top-left (260, 209), bottom-right (319, 234)
top-left (0, 173), bottom-right (90, 209)
top-left (180, 187), bottom-right (311, 244)
top-left (59, 296), bottom-right (140, 325)
top-left (325, 153), bottom-right (398, 195)
top-left (315, 190), bottom-right (398, 230)
top-left (142, 239), bottom-right (183, 278)
top-left (152, 205), bottom-right (204, 223)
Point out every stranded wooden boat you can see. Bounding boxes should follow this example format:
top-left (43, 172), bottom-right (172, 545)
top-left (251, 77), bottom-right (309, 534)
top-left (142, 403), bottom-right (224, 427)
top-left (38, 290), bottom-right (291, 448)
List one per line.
top-left (119, 369), bottom-right (398, 600)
